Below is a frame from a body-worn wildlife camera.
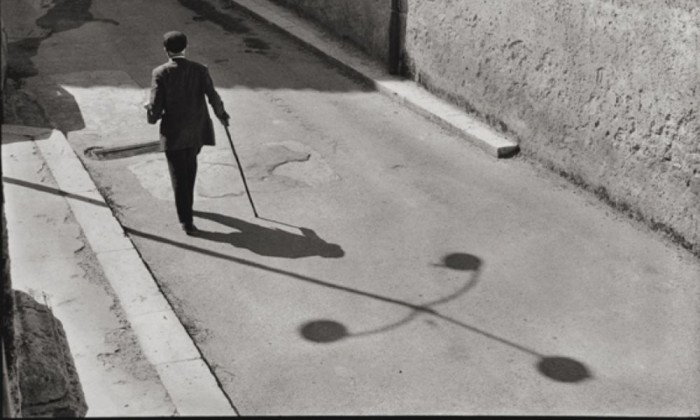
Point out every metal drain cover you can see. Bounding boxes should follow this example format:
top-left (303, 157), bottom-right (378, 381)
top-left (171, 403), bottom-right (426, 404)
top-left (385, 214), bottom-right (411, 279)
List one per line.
top-left (85, 141), bottom-right (162, 160)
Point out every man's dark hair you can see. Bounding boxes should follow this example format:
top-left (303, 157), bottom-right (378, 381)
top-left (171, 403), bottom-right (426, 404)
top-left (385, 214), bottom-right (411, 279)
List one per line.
top-left (163, 31), bottom-right (187, 53)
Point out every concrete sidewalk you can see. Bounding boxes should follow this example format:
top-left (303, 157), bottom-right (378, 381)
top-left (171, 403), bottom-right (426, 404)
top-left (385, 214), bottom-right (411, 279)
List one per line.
top-left (2, 124), bottom-right (236, 416)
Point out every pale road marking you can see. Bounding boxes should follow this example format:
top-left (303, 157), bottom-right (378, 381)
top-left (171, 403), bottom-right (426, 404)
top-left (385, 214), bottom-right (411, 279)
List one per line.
top-left (2, 124), bottom-right (238, 416)
top-left (228, 0), bottom-right (519, 157)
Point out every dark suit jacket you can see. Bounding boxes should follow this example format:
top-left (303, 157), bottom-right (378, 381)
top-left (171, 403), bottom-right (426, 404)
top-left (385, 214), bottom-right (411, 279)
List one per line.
top-left (147, 57), bottom-right (228, 151)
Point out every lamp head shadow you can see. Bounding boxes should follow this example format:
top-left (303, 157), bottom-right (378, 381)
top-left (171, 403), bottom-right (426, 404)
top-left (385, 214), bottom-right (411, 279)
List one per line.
top-left (537, 356), bottom-right (592, 383)
top-left (299, 319), bottom-right (348, 343)
top-left (438, 253), bottom-right (482, 271)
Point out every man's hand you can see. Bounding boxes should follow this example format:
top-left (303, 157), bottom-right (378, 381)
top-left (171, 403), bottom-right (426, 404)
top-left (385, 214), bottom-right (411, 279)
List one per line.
top-left (143, 101), bottom-right (150, 110)
top-left (219, 111), bottom-right (230, 127)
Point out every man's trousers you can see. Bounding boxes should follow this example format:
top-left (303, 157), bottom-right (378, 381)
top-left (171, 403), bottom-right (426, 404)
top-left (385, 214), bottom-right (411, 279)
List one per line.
top-left (165, 147), bottom-right (200, 226)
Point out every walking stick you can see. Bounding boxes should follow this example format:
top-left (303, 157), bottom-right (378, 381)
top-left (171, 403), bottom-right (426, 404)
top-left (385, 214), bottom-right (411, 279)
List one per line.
top-left (224, 125), bottom-right (259, 218)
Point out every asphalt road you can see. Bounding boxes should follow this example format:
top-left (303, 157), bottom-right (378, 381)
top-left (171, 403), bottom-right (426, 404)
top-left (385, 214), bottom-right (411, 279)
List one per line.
top-left (7, 0), bottom-right (700, 415)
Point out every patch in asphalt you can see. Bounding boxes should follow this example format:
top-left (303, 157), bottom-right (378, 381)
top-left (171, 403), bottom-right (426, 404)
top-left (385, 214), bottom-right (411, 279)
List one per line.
top-left (262, 141), bottom-right (340, 187)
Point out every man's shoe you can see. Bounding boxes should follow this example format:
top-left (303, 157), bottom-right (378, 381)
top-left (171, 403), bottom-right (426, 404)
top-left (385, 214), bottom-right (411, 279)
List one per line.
top-left (182, 223), bottom-right (199, 235)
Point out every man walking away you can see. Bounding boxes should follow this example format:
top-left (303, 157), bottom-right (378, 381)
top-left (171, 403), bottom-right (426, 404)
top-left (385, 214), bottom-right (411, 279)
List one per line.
top-left (146, 31), bottom-right (230, 235)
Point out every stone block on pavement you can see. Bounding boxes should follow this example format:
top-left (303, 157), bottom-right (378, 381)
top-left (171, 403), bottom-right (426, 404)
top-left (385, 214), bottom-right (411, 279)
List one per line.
top-left (14, 290), bottom-right (87, 417)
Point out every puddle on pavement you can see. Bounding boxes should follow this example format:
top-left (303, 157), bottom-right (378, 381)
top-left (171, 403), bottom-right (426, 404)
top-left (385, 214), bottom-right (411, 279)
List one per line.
top-left (178, 0), bottom-right (251, 34)
top-left (243, 37), bottom-right (270, 55)
top-left (244, 37), bottom-right (270, 50)
top-left (127, 141), bottom-right (338, 201)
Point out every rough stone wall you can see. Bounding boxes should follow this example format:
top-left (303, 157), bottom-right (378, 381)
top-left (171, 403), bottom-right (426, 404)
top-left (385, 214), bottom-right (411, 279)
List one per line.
top-left (2, 186), bottom-right (22, 417)
top-left (269, 0), bottom-right (391, 64)
top-left (14, 291), bottom-right (88, 417)
top-left (403, 0), bottom-right (699, 254)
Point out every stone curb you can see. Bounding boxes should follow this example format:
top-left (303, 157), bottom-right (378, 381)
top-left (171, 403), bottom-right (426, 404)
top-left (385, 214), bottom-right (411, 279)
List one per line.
top-left (1, 124), bottom-right (238, 416)
top-left (226, 0), bottom-right (519, 158)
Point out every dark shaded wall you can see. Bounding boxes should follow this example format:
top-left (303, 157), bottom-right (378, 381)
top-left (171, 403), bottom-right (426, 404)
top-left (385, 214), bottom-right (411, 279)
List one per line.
top-left (269, 0), bottom-right (700, 254)
top-left (270, 0), bottom-right (391, 64)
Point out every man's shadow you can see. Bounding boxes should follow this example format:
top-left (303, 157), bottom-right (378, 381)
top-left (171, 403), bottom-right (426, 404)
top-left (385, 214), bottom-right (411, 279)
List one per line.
top-left (193, 211), bottom-right (345, 259)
